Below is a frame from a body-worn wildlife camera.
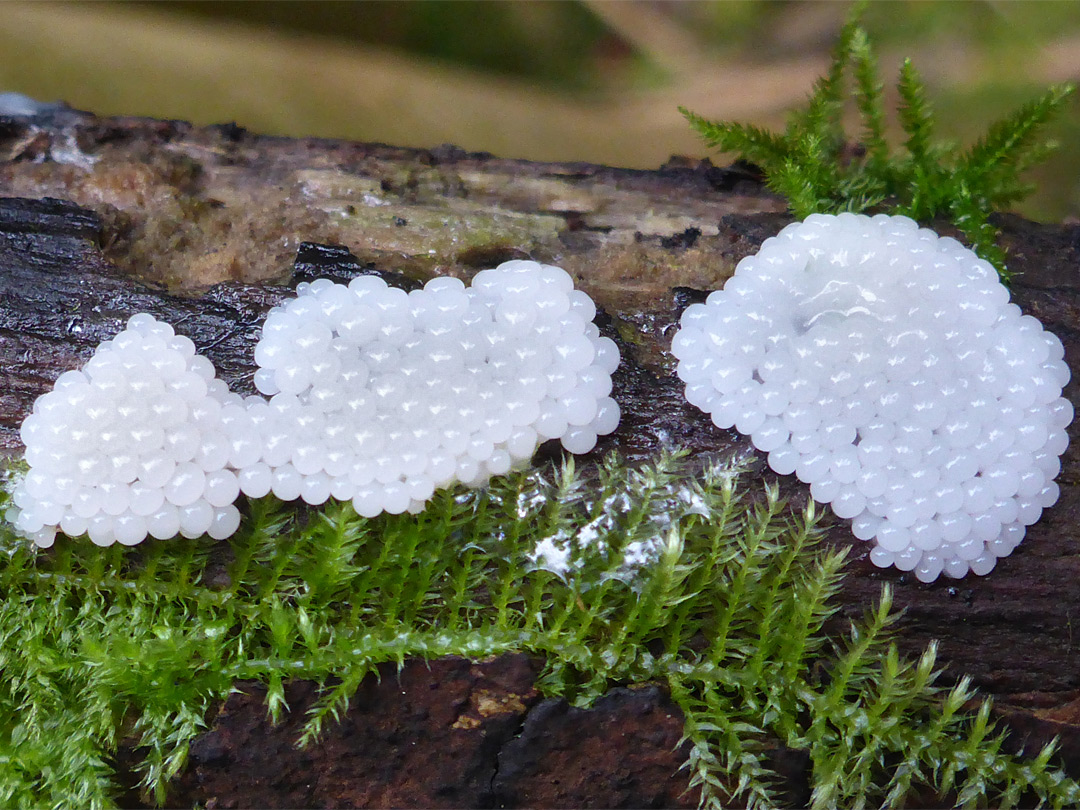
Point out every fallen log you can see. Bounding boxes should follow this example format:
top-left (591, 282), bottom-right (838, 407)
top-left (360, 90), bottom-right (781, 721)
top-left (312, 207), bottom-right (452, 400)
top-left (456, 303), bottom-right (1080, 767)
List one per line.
top-left (1, 107), bottom-right (1079, 806)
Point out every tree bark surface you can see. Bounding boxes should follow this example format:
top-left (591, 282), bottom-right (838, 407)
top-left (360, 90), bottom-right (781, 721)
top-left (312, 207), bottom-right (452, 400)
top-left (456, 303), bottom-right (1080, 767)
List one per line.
top-left (2, 108), bottom-right (1079, 806)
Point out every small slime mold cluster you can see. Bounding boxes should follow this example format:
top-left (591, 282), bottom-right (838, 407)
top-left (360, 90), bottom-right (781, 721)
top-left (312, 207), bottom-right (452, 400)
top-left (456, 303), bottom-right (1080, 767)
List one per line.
top-left (7, 262), bottom-right (620, 545)
top-left (9, 314), bottom-right (247, 547)
top-left (250, 262), bottom-right (620, 516)
top-left (672, 213), bottom-right (1072, 581)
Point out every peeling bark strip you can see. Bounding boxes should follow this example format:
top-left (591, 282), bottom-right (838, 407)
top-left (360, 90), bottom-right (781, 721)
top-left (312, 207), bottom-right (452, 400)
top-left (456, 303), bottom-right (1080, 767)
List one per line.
top-left (2, 110), bottom-right (1080, 800)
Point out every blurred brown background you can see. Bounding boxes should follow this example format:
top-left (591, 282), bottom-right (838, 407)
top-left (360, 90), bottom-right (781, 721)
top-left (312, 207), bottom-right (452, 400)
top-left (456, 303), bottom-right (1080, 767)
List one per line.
top-left (3, 1), bottom-right (1080, 220)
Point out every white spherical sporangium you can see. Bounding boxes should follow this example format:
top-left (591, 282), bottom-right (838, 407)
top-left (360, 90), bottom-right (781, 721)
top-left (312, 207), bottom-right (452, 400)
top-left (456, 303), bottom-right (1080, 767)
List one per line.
top-left (671, 212), bottom-right (1072, 581)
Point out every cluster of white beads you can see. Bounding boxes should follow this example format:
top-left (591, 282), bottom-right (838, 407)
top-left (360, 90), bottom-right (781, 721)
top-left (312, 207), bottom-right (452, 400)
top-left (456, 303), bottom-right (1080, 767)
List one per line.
top-left (6, 263), bottom-right (622, 546)
top-left (7, 314), bottom-right (248, 547)
top-left (672, 213), bottom-right (1072, 581)
top-left (250, 261), bottom-right (620, 517)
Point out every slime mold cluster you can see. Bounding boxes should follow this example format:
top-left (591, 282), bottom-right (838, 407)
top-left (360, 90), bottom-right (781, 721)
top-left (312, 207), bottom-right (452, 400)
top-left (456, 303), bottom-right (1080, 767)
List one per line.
top-left (6, 262), bottom-right (621, 545)
top-left (249, 262), bottom-right (620, 516)
top-left (672, 213), bottom-right (1072, 581)
top-left (8, 314), bottom-right (247, 547)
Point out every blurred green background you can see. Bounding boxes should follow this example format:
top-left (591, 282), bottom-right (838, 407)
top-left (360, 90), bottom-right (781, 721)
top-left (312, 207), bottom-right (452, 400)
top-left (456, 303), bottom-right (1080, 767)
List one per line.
top-left (3, 1), bottom-right (1080, 220)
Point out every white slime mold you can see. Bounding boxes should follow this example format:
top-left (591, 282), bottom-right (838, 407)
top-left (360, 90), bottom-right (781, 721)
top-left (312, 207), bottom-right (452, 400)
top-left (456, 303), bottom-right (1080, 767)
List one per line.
top-left (250, 261), bottom-right (621, 517)
top-left (5, 263), bottom-right (621, 546)
top-left (8, 314), bottom-right (248, 547)
top-left (671, 212), bottom-right (1072, 581)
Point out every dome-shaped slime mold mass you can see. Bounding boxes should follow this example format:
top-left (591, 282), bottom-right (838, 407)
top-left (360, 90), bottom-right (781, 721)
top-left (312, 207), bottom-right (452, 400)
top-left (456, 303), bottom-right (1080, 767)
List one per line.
top-left (671, 213), bottom-right (1072, 581)
top-left (250, 261), bottom-right (621, 517)
top-left (8, 314), bottom-right (248, 547)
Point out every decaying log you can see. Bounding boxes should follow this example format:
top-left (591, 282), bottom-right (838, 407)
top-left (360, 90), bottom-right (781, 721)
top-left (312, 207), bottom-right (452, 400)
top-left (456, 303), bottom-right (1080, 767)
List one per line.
top-left (2, 107), bottom-right (1080, 806)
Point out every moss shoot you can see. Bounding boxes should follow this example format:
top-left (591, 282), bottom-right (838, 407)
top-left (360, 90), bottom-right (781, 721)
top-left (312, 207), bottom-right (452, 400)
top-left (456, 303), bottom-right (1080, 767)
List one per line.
top-left (680, 2), bottom-right (1075, 283)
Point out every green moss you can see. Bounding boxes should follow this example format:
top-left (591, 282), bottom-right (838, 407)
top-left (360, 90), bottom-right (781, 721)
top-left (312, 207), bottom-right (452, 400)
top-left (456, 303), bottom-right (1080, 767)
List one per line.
top-left (680, 2), bottom-right (1074, 283)
top-left (1, 452), bottom-right (1077, 808)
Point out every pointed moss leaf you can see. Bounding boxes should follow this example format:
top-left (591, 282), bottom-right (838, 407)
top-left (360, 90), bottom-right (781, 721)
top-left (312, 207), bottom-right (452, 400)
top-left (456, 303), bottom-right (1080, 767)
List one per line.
top-left (897, 58), bottom-right (936, 168)
top-left (963, 84), bottom-right (1075, 185)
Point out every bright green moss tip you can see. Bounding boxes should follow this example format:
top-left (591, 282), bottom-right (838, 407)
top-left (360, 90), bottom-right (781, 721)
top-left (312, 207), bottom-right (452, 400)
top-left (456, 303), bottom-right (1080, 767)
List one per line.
top-left (1, 450), bottom-right (1078, 808)
top-left (680, 1), bottom-right (1074, 284)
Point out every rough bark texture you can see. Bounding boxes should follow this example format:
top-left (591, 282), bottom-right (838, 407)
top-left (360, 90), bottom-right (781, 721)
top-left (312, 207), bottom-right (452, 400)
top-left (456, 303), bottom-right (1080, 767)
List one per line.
top-left (2, 107), bottom-right (1079, 807)
top-left (157, 656), bottom-right (699, 810)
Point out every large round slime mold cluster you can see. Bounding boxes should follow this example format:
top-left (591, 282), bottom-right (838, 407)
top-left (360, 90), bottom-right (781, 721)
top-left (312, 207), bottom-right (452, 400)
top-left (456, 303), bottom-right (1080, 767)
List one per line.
top-left (672, 213), bottom-right (1072, 582)
top-left (8, 314), bottom-right (248, 547)
top-left (250, 261), bottom-right (620, 516)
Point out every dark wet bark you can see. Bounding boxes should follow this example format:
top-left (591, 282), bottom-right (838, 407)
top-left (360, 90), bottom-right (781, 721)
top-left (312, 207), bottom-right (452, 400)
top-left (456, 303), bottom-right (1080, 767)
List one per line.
top-left (152, 656), bottom-right (701, 810)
